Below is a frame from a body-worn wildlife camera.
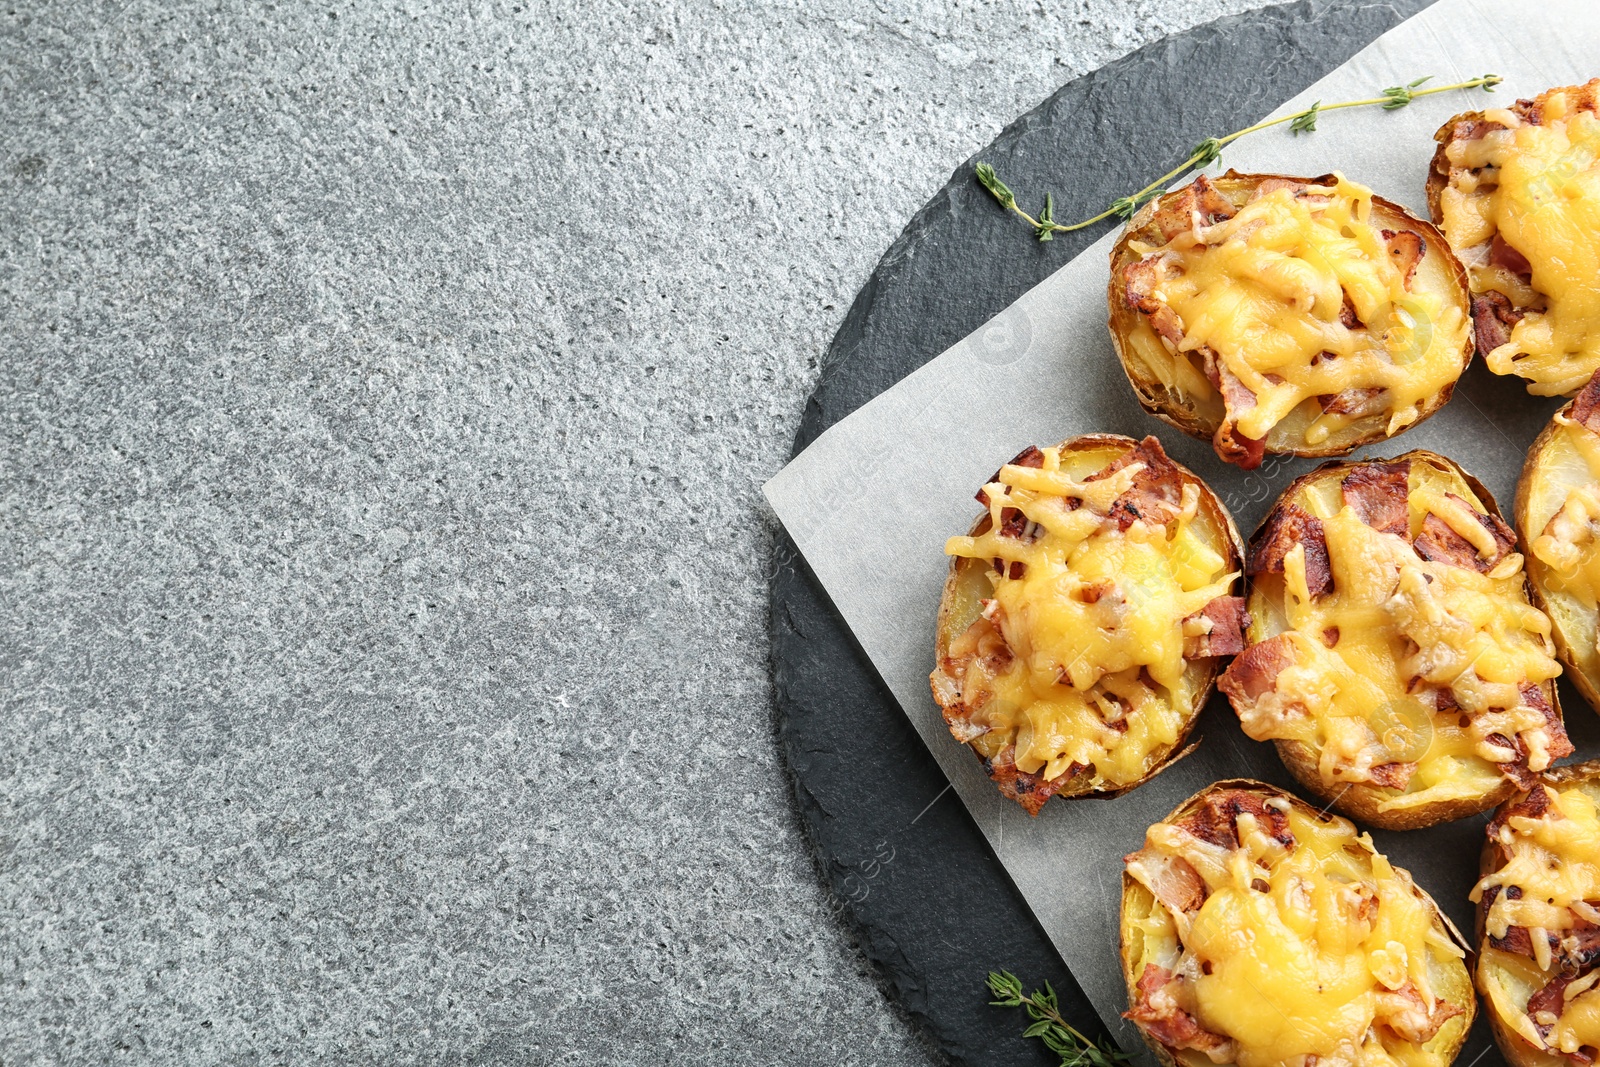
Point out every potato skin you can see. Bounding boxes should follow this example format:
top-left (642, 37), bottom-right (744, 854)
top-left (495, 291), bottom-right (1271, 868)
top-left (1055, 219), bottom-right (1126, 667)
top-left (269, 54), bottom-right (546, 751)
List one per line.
top-left (1474, 759), bottom-right (1600, 1067)
top-left (1514, 408), bottom-right (1600, 716)
top-left (1107, 170), bottom-right (1472, 460)
top-left (1120, 779), bottom-right (1475, 1067)
top-left (931, 434), bottom-right (1243, 808)
top-left (1241, 450), bottom-right (1560, 830)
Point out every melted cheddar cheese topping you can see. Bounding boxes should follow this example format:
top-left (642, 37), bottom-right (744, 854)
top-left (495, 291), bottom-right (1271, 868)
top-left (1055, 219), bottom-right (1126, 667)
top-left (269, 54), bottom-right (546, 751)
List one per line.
top-left (1473, 778), bottom-right (1600, 1058)
top-left (1129, 800), bottom-right (1465, 1067)
top-left (1439, 86), bottom-right (1600, 395)
top-left (943, 448), bottom-right (1236, 786)
top-left (1131, 173), bottom-right (1467, 444)
top-left (1532, 415), bottom-right (1600, 622)
top-left (1247, 468), bottom-right (1560, 811)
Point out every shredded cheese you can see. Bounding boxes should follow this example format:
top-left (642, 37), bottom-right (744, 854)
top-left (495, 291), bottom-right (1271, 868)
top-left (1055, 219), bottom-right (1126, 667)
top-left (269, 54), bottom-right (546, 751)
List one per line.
top-left (1135, 173), bottom-right (1467, 443)
top-left (942, 445), bottom-right (1235, 786)
top-left (1136, 801), bottom-right (1464, 1067)
top-left (1244, 461), bottom-right (1560, 809)
top-left (1473, 778), bottom-right (1600, 1056)
top-left (1438, 83), bottom-right (1600, 394)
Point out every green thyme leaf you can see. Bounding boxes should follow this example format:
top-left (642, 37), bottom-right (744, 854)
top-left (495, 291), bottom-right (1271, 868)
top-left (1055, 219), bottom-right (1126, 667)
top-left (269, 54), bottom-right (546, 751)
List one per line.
top-left (1290, 102), bottom-right (1320, 134)
top-left (974, 162), bottom-right (1016, 211)
top-left (1190, 136), bottom-right (1224, 168)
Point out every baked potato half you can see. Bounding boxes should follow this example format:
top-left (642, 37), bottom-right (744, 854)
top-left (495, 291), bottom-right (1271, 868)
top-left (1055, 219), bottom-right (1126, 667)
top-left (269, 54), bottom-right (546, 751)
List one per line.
top-left (1516, 369), bottom-right (1600, 713)
top-left (931, 434), bottom-right (1245, 814)
top-left (1428, 80), bottom-right (1600, 396)
top-left (1473, 759), bottom-right (1600, 1067)
top-left (1108, 170), bottom-right (1472, 470)
top-left (1121, 779), bottom-right (1475, 1067)
top-left (1218, 450), bottom-right (1571, 829)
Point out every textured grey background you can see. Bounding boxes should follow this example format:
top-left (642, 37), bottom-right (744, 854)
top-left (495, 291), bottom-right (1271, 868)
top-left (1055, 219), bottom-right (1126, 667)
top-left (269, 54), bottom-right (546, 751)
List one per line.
top-left (0, 1), bottom-right (1263, 1062)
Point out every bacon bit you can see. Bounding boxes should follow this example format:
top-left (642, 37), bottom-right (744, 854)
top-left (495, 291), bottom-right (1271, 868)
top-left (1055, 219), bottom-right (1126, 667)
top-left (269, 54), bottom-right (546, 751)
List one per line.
top-left (1382, 229), bottom-right (1426, 289)
top-left (1125, 965), bottom-right (1236, 1060)
top-left (1341, 461), bottom-right (1411, 537)
top-left (1184, 596), bottom-right (1250, 658)
top-left (1318, 385), bottom-right (1387, 420)
top-left (1338, 291), bottom-right (1362, 329)
top-left (1570, 369), bottom-right (1600, 434)
top-left (1489, 784), bottom-right (1553, 843)
top-left (1250, 177), bottom-right (1309, 199)
top-left (1491, 233), bottom-right (1533, 277)
top-left (1075, 581), bottom-right (1113, 605)
top-left (1522, 683), bottom-right (1575, 766)
top-left (1219, 633), bottom-right (1297, 705)
top-left (1530, 973), bottom-right (1578, 1042)
top-left (975, 445), bottom-right (1044, 505)
top-left (1177, 788), bottom-right (1294, 851)
top-left (1375, 981), bottom-right (1462, 1043)
top-left (1198, 352), bottom-right (1266, 470)
top-left (1472, 290), bottom-right (1525, 357)
top-left (982, 745), bottom-right (1085, 816)
top-left (1368, 761), bottom-right (1418, 790)
top-left (1248, 502), bottom-right (1333, 598)
top-left (1124, 847), bottom-right (1207, 915)
top-left (1412, 494), bottom-right (1516, 573)
top-left (1151, 174), bottom-right (1237, 241)
top-left (1122, 256), bottom-right (1194, 356)
top-left (1088, 435), bottom-right (1187, 531)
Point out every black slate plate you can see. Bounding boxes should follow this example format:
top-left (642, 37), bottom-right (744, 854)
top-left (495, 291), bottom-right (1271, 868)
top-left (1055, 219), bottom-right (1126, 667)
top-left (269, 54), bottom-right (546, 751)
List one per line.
top-left (769, 2), bottom-right (1454, 1064)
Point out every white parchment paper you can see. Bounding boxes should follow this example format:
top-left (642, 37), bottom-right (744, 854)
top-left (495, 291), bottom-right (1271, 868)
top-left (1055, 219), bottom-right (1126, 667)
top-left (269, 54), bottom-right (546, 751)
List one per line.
top-left (765, 1), bottom-right (1600, 1060)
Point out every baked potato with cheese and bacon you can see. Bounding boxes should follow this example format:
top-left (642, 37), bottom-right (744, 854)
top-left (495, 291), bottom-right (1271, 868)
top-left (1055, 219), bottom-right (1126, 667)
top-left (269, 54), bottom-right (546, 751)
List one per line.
top-left (1121, 780), bottom-right (1475, 1067)
top-left (1516, 368), bottom-right (1600, 713)
top-left (1473, 760), bottom-right (1600, 1067)
top-left (1429, 80), bottom-right (1600, 396)
top-left (1218, 451), bottom-right (1570, 830)
top-left (931, 434), bottom-right (1245, 813)
top-left (1108, 171), bottom-right (1473, 470)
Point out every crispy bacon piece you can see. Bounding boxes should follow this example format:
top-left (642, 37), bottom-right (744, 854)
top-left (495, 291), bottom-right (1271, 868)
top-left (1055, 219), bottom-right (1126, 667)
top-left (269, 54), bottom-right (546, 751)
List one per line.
top-left (1490, 919), bottom-right (1600, 972)
top-left (1124, 848), bottom-right (1207, 916)
top-left (1123, 256), bottom-right (1190, 353)
top-left (982, 745), bottom-right (1084, 817)
top-left (1342, 461), bottom-right (1411, 537)
top-left (1125, 965), bottom-right (1236, 1061)
top-left (1339, 291), bottom-right (1362, 329)
top-left (1375, 981), bottom-right (1462, 1043)
top-left (1571, 369), bottom-right (1600, 433)
top-left (1382, 229), bottom-right (1426, 288)
top-left (1523, 682), bottom-right (1575, 766)
top-left (1248, 502), bottom-right (1333, 598)
top-left (975, 445), bottom-right (1044, 505)
top-left (1489, 784), bottom-right (1553, 842)
top-left (1490, 233), bottom-right (1533, 277)
top-left (1251, 177), bottom-right (1309, 200)
top-left (1368, 761), bottom-right (1418, 790)
top-left (1151, 174), bottom-right (1237, 241)
top-left (1412, 494), bottom-right (1516, 573)
top-left (1472, 290), bottom-right (1525, 357)
top-left (1177, 788), bottom-right (1294, 851)
top-left (1088, 435), bottom-right (1187, 531)
top-left (1217, 634), bottom-right (1299, 733)
top-left (1197, 351), bottom-right (1266, 470)
top-left (1184, 596), bottom-right (1250, 658)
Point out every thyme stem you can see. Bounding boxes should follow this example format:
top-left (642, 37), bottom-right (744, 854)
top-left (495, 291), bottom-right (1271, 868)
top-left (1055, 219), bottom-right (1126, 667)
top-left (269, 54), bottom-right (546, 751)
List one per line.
top-left (987, 970), bottom-right (1129, 1067)
top-left (976, 73), bottom-right (1502, 239)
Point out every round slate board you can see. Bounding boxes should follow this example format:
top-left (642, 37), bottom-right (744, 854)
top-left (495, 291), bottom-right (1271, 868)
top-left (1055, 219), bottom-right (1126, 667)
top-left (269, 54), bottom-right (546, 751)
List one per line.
top-left (770, 1), bottom-right (1439, 1063)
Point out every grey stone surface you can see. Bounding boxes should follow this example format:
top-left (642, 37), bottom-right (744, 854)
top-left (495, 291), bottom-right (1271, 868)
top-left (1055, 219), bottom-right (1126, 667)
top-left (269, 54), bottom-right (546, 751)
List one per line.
top-left (0, 0), bottom-right (1263, 1062)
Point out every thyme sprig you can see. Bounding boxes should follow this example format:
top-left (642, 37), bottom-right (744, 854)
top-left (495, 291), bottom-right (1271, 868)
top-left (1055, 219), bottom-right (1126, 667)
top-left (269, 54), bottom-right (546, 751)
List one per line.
top-left (987, 970), bottom-right (1130, 1067)
top-left (976, 73), bottom-right (1502, 240)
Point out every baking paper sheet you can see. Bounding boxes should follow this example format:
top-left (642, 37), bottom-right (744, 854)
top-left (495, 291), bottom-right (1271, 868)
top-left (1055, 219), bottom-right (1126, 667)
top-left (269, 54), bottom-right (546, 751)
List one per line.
top-left (765, 0), bottom-right (1600, 1061)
